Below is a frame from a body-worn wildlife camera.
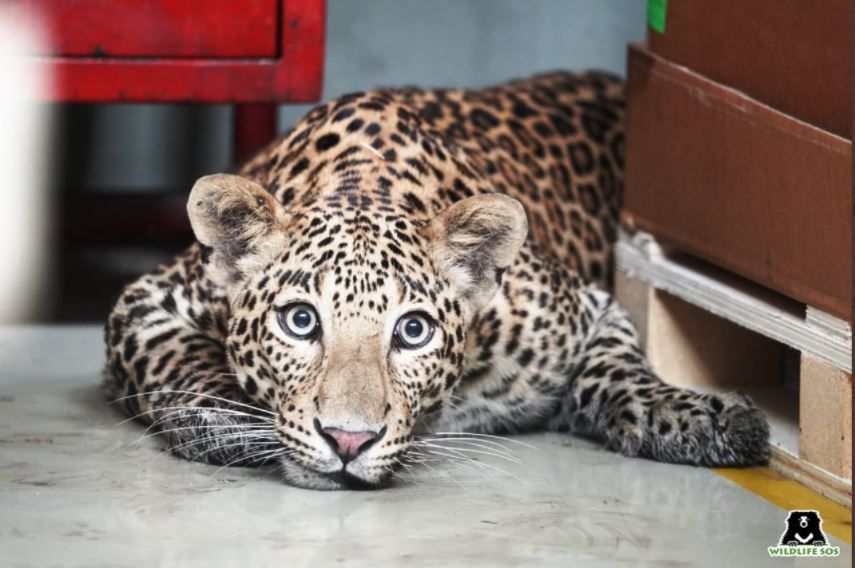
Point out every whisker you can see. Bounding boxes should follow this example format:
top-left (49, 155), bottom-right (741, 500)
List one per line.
top-left (152, 426), bottom-right (276, 456)
top-left (133, 424), bottom-right (275, 445)
top-left (361, 140), bottom-right (386, 160)
top-left (383, 465), bottom-right (419, 486)
top-left (412, 441), bottom-right (521, 464)
top-left (209, 445), bottom-right (291, 476)
top-left (414, 446), bottom-right (522, 482)
top-left (413, 436), bottom-right (518, 457)
top-left (162, 433), bottom-right (274, 458)
top-left (168, 437), bottom-right (279, 465)
top-left (111, 389), bottom-right (277, 417)
top-left (430, 431), bottom-right (540, 450)
top-left (400, 454), bottom-right (470, 489)
top-left (410, 448), bottom-right (480, 471)
top-left (114, 404), bottom-right (274, 428)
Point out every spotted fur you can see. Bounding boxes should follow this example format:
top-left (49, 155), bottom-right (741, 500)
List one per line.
top-left (104, 71), bottom-right (770, 489)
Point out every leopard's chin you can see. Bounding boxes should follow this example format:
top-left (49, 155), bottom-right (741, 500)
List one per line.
top-left (278, 457), bottom-right (389, 491)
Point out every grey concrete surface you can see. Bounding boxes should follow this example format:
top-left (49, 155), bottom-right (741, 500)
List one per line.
top-left (0, 326), bottom-right (850, 566)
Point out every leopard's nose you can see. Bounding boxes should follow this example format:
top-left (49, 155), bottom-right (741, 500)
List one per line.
top-left (314, 419), bottom-right (384, 463)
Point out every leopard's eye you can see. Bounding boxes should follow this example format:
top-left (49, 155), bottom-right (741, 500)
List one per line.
top-left (278, 303), bottom-right (320, 339)
top-left (393, 312), bottom-right (434, 349)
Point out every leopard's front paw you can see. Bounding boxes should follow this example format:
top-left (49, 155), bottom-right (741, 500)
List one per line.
top-left (602, 407), bottom-right (644, 457)
top-left (714, 392), bottom-right (770, 466)
top-left (641, 391), bottom-right (769, 467)
top-left (605, 426), bottom-right (643, 457)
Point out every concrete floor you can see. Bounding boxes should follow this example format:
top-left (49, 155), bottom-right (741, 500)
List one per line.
top-left (0, 326), bottom-right (850, 567)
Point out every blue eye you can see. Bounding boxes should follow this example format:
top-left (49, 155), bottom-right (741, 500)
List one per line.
top-left (394, 312), bottom-right (434, 349)
top-left (292, 309), bottom-right (313, 329)
top-left (278, 303), bottom-right (320, 339)
top-left (405, 318), bottom-right (424, 337)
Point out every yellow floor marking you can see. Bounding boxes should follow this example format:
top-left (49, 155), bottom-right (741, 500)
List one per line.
top-left (715, 466), bottom-right (852, 545)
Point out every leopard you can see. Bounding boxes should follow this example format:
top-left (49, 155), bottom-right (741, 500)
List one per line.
top-left (104, 71), bottom-right (770, 490)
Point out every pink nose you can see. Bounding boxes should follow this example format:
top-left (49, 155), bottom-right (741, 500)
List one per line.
top-left (320, 427), bottom-right (380, 462)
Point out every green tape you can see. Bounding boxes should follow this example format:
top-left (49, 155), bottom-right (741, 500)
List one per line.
top-left (647, 0), bottom-right (668, 33)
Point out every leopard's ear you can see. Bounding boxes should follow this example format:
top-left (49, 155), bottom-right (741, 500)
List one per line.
top-left (187, 174), bottom-right (287, 281)
top-left (427, 194), bottom-right (528, 311)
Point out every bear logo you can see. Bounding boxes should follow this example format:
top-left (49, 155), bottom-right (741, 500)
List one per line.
top-left (778, 510), bottom-right (828, 547)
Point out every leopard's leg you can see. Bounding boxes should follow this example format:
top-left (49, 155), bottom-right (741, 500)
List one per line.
top-left (548, 289), bottom-right (770, 466)
top-left (104, 247), bottom-right (280, 467)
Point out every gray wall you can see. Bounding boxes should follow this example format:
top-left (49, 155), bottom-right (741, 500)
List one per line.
top-left (69, 0), bottom-right (645, 192)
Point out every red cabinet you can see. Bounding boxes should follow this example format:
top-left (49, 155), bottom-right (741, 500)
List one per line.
top-left (18, 0), bottom-right (325, 103)
top-left (19, 0), bottom-right (326, 244)
top-left (30, 0), bottom-right (280, 59)
top-left (16, 0), bottom-right (325, 162)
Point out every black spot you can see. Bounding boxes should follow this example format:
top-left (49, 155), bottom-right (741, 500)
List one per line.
top-left (122, 336), bottom-right (138, 361)
top-left (512, 100), bottom-right (538, 118)
top-left (579, 383), bottom-right (599, 408)
top-left (532, 121), bottom-right (553, 138)
top-left (461, 366), bottom-right (491, 383)
top-left (290, 158), bottom-right (310, 178)
top-left (609, 369), bottom-right (625, 382)
top-left (548, 113), bottom-right (576, 136)
top-left (578, 183), bottom-right (601, 215)
top-left (470, 108), bottom-right (500, 131)
top-left (332, 107), bottom-right (355, 122)
top-left (315, 133), bottom-right (341, 152)
top-left (132, 355), bottom-right (149, 381)
top-left (198, 246), bottom-right (213, 265)
top-left (145, 328), bottom-right (180, 351)
top-left (444, 372), bottom-right (458, 389)
top-left (152, 350), bottom-right (175, 375)
top-left (709, 396), bottom-right (724, 413)
top-left (581, 112), bottom-right (610, 144)
top-left (517, 348), bottom-right (535, 367)
top-left (620, 410), bottom-right (637, 425)
top-left (359, 101), bottom-right (385, 111)
top-left (280, 186), bottom-right (295, 205)
top-left (567, 142), bottom-right (594, 175)
top-left (402, 192), bottom-right (427, 213)
top-left (420, 102), bottom-right (443, 122)
top-left (161, 292), bottom-right (177, 314)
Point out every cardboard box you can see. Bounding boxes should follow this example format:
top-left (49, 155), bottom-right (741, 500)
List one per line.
top-left (624, 45), bottom-right (852, 320)
top-left (648, 0), bottom-right (851, 139)
top-left (800, 354), bottom-right (852, 480)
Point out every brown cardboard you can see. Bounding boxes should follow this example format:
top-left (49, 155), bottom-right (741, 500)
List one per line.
top-left (645, 289), bottom-right (785, 390)
top-left (648, 0), bottom-right (851, 139)
top-left (624, 45), bottom-right (852, 320)
top-left (799, 354), bottom-right (852, 480)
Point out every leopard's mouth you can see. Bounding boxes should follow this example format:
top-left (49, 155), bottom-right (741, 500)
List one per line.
top-left (318, 469), bottom-right (386, 490)
top-left (277, 454), bottom-right (393, 491)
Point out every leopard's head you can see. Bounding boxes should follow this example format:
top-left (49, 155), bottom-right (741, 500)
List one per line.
top-left (187, 172), bottom-right (527, 489)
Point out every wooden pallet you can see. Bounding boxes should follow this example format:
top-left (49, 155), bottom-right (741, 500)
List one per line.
top-left (615, 230), bottom-right (852, 506)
